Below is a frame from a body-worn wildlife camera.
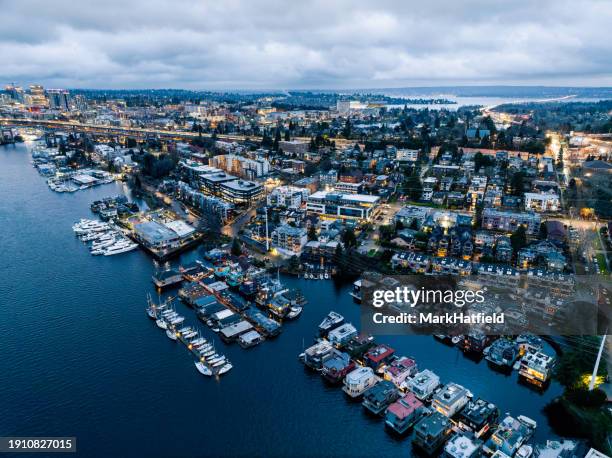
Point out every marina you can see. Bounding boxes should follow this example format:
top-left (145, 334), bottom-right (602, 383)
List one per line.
top-left (0, 143), bottom-right (591, 457)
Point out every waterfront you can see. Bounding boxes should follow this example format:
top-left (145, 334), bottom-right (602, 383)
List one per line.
top-left (0, 142), bottom-right (564, 457)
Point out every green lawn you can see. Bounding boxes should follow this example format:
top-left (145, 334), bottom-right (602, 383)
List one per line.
top-left (595, 254), bottom-right (609, 274)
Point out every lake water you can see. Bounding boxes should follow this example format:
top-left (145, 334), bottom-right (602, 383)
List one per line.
top-left (0, 142), bottom-right (564, 457)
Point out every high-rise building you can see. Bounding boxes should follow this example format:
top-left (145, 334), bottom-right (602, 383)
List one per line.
top-left (28, 85), bottom-right (48, 107)
top-left (47, 89), bottom-right (70, 111)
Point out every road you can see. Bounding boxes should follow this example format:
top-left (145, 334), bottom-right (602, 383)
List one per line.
top-left (0, 117), bottom-right (358, 149)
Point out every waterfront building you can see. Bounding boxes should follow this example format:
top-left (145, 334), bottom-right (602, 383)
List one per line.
top-left (413, 411), bottom-right (452, 455)
top-left (455, 398), bottom-right (500, 438)
top-left (443, 433), bottom-right (482, 458)
top-left (306, 191), bottom-right (380, 221)
top-left (342, 366), bottom-right (379, 398)
top-left (327, 323), bottom-right (358, 347)
top-left (384, 391), bottom-right (425, 434)
top-left (382, 356), bottom-right (417, 389)
top-left (362, 380), bottom-right (401, 416)
top-left (407, 369), bottom-right (441, 400)
top-left (321, 349), bottom-right (355, 384)
top-left (303, 340), bottom-right (334, 370)
top-left (270, 224), bottom-right (307, 255)
top-left (483, 415), bottom-right (536, 456)
top-left (363, 344), bottom-right (395, 371)
top-left (267, 186), bottom-right (310, 208)
top-left (431, 382), bottom-right (470, 418)
top-left (518, 351), bottom-right (555, 387)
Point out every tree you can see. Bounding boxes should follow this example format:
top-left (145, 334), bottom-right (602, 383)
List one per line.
top-left (510, 225), bottom-right (527, 252)
top-left (307, 225), bottom-right (317, 241)
top-left (342, 227), bottom-right (357, 248)
top-left (510, 171), bottom-right (525, 196)
top-left (231, 237), bottom-right (242, 256)
top-left (404, 172), bottom-right (423, 201)
top-left (273, 128), bottom-right (281, 152)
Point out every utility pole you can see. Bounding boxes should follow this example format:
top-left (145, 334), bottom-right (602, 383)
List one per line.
top-left (265, 206), bottom-right (269, 251)
top-left (589, 334), bottom-right (607, 391)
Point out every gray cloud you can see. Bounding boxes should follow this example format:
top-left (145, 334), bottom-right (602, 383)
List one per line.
top-left (1, 0), bottom-right (611, 89)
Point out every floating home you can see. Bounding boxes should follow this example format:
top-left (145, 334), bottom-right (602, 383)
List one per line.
top-left (343, 367), bottom-right (379, 398)
top-left (384, 391), bottom-right (426, 434)
top-left (431, 383), bottom-right (471, 418)
top-left (321, 349), bottom-right (355, 384)
top-left (362, 380), bottom-right (401, 416)
top-left (407, 369), bottom-right (441, 400)
top-left (413, 411), bottom-right (452, 455)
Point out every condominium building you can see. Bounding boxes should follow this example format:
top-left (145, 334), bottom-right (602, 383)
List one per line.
top-left (210, 154), bottom-right (270, 179)
top-left (271, 224), bottom-right (308, 254)
top-left (267, 186), bottom-right (310, 208)
top-left (482, 208), bottom-right (541, 235)
top-left (306, 191), bottom-right (380, 221)
top-left (524, 192), bottom-right (560, 212)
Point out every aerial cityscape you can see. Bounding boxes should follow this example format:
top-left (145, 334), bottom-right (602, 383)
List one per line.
top-left (0, 1), bottom-right (611, 457)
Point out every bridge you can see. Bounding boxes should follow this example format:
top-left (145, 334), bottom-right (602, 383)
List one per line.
top-left (0, 117), bottom-right (356, 148)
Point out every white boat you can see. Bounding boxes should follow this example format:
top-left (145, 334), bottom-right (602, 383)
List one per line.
top-left (206, 353), bottom-right (221, 362)
top-left (183, 330), bottom-right (197, 339)
top-left (451, 335), bottom-right (464, 346)
top-left (201, 349), bottom-right (215, 357)
top-left (169, 316), bottom-right (185, 325)
top-left (166, 329), bottom-right (177, 340)
top-left (211, 359), bottom-right (226, 367)
top-left (194, 361), bottom-right (212, 376)
top-left (218, 363), bottom-right (233, 375)
top-left (516, 445), bottom-right (533, 458)
top-left (155, 319), bottom-right (168, 330)
top-left (287, 306), bottom-right (302, 320)
top-left (324, 273), bottom-right (330, 279)
top-left (103, 243), bottom-right (138, 256)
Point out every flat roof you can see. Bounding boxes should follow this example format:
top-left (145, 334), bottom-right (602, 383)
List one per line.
top-left (309, 191), bottom-right (380, 204)
top-left (163, 220), bottom-right (195, 237)
top-left (134, 221), bottom-right (178, 244)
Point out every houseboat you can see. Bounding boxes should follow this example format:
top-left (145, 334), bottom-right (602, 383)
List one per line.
top-left (321, 349), bottom-right (355, 384)
top-left (302, 340), bottom-right (334, 371)
top-left (518, 351), bottom-right (555, 387)
top-left (363, 344), bottom-right (396, 372)
top-left (351, 279), bottom-right (362, 302)
top-left (413, 411), bottom-right (452, 455)
top-left (443, 433), bottom-right (482, 458)
top-left (244, 307), bottom-right (282, 337)
top-left (342, 366), bottom-right (379, 398)
top-left (462, 333), bottom-right (494, 355)
top-left (362, 380), bottom-right (401, 416)
top-left (318, 311), bottom-right (344, 336)
top-left (407, 369), bottom-right (441, 401)
top-left (345, 334), bottom-right (376, 360)
top-left (152, 268), bottom-right (184, 289)
top-left (238, 330), bottom-right (263, 348)
top-left (483, 415), bottom-right (537, 457)
top-left (383, 356), bottom-right (417, 390)
top-left (219, 320), bottom-right (253, 343)
top-left (432, 383), bottom-right (471, 418)
top-left (384, 391), bottom-right (426, 434)
top-left (486, 339), bottom-right (519, 371)
top-left (456, 398), bottom-right (500, 438)
top-left (327, 323), bottom-right (358, 348)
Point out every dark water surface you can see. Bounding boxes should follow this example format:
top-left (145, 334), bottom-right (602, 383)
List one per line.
top-left (0, 143), bottom-right (563, 457)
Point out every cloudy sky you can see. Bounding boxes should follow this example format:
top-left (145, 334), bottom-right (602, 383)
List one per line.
top-left (1, 0), bottom-right (611, 89)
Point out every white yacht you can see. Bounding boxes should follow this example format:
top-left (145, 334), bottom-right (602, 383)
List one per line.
top-left (194, 361), bottom-right (212, 376)
top-left (218, 363), bottom-right (233, 375)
